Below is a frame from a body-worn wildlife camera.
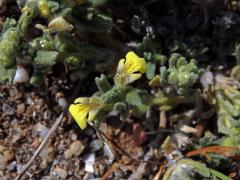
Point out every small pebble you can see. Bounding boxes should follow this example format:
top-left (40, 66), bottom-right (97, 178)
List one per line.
top-left (64, 140), bottom-right (86, 159)
top-left (27, 97), bottom-right (34, 105)
top-left (40, 159), bottom-right (48, 169)
top-left (32, 123), bottom-right (49, 139)
top-left (58, 97), bottom-right (68, 108)
top-left (7, 161), bottom-right (16, 172)
top-left (0, 145), bottom-right (5, 153)
top-left (89, 139), bottom-right (103, 152)
top-left (39, 146), bottom-right (55, 163)
top-left (3, 150), bottom-right (14, 161)
top-left (16, 103), bottom-right (25, 114)
top-left (2, 104), bottom-right (15, 116)
top-left (83, 172), bottom-right (95, 180)
top-left (0, 154), bottom-right (7, 170)
top-left (83, 153), bottom-right (95, 173)
top-left (13, 65), bottom-right (29, 84)
top-left (70, 133), bottom-right (77, 141)
top-left (52, 166), bottom-right (68, 179)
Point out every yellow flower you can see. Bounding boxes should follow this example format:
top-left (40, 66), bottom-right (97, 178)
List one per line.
top-left (69, 97), bottom-right (102, 129)
top-left (114, 51), bottom-right (147, 86)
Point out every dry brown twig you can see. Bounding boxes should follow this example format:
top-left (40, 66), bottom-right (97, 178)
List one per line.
top-left (15, 112), bottom-right (65, 180)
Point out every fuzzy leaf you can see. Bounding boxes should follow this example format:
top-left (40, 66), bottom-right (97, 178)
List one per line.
top-left (34, 50), bottom-right (59, 67)
top-left (146, 62), bottom-right (156, 79)
top-left (126, 91), bottom-right (142, 105)
top-left (0, 66), bottom-right (15, 83)
top-left (235, 44), bottom-right (240, 65)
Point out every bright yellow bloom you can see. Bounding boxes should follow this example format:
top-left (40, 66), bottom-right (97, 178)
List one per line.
top-left (114, 51), bottom-right (147, 86)
top-left (69, 97), bottom-right (102, 129)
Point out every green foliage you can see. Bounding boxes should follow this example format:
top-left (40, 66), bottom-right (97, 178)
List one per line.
top-left (73, 0), bottom-right (113, 33)
top-left (100, 86), bottom-right (124, 104)
top-left (163, 159), bottom-right (232, 180)
top-left (216, 134), bottom-right (240, 147)
top-left (39, 0), bottom-right (113, 33)
top-left (137, 36), bottom-right (167, 79)
top-left (203, 74), bottom-right (240, 148)
top-left (28, 32), bottom-right (115, 82)
top-left (34, 50), bottom-right (59, 68)
top-left (0, 0), bottom-right (114, 84)
top-left (4, 1), bottom-right (240, 179)
top-left (125, 90), bottom-right (142, 106)
top-left (0, 24), bottom-right (19, 68)
top-left (160, 53), bottom-right (200, 89)
top-left (95, 74), bottom-right (111, 93)
top-left (0, 2), bottom-right (36, 83)
top-left (0, 66), bottom-right (16, 83)
top-left (235, 44), bottom-right (240, 65)
top-left (152, 91), bottom-right (196, 110)
top-left (214, 83), bottom-right (240, 135)
top-left (113, 102), bottom-right (128, 118)
top-left (170, 40), bottom-right (209, 59)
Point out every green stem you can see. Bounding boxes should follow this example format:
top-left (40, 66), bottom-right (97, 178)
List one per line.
top-left (152, 96), bottom-right (196, 105)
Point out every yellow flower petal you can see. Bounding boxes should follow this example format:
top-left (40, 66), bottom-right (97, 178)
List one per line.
top-left (74, 97), bottom-right (89, 104)
top-left (124, 51), bottom-right (147, 74)
top-left (116, 59), bottom-right (125, 73)
top-left (90, 97), bottom-right (101, 106)
top-left (114, 73), bottom-right (125, 87)
top-left (126, 73), bottom-right (142, 84)
top-left (69, 104), bottom-right (88, 129)
top-left (114, 51), bottom-right (147, 86)
top-left (88, 108), bottom-right (99, 122)
top-left (69, 97), bottom-right (102, 129)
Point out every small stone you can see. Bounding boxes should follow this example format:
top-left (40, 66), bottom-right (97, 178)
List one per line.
top-left (3, 150), bottom-right (14, 161)
top-left (172, 133), bottom-right (191, 149)
top-left (58, 97), bottom-right (68, 108)
top-left (7, 161), bottom-right (16, 172)
top-left (39, 146), bottom-right (55, 163)
top-left (43, 110), bottom-right (50, 119)
top-left (16, 103), bottom-right (25, 115)
top-left (0, 154), bottom-right (7, 170)
top-left (0, 145), bottom-right (5, 153)
top-left (70, 133), bottom-right (77, 141)
top-left (83, 153), bottom-right (95, 173)
top-left (41, 176), bottom-right (52, 180)
top-left (89, 139), bottom-right (103, 152)
top-left (83, 172), bottom-right (95, 180)
top-left (27, 97), bottom-right (33, 105)
top-left (40, 159), bottom-right (48, 169)
top-left (13, 65), bottom-right (29, 84)
top-left (32, 123), bottom-right (49, 139)
top-left (52, 166), bottom-right (68, 179)
top-left (64, 140), bottom-right (86, 159)
top-left (97, 164), bottom-right (105, 176)
top-left (35, 98), bottom-right (45, 110)
top-left (2, 104), bottom-right (15, 116)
